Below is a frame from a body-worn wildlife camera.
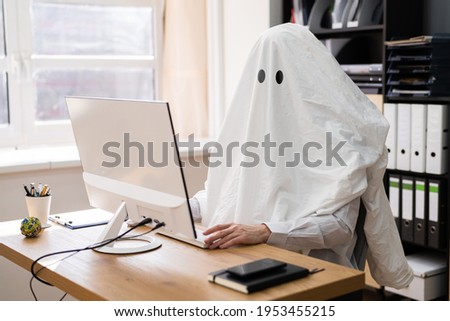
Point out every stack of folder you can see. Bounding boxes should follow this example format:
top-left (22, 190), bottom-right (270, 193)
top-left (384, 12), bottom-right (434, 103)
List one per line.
top-left (384, 103), bottom-right (448, 174)
top-left (341, 63), bottom-right (382, 94)
top-left (388, 174), bottom-right (447, 249)
top-left (385, 34), bottom-right (450, 97)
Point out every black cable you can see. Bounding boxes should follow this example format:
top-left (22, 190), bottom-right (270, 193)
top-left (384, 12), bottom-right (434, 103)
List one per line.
top-left (121, 227), bottom-right (155, 240)
top-left (29, 218), bottom-right (165, 300)
top-left (30, 218), bottom-right (157, 284)
top-left (29, 250), bottom-right (81, 300)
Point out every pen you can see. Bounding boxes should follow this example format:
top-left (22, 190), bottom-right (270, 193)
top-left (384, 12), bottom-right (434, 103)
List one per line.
top-left (23, 184), bottom-right (32, 196)
top-left (40, 185), bottom-right (48, 197)
top-left (24, 182), bottom-right (51, 197)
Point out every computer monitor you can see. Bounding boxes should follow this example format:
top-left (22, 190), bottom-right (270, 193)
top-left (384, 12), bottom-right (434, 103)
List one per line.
top-left (66, 97), bottom-right (206, 254)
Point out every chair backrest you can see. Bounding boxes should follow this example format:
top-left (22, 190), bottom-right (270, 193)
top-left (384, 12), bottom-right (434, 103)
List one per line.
top-left (353, 200), bottom-right (368, 271)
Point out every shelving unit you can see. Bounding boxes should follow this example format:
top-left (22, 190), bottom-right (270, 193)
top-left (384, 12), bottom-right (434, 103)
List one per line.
top-left (313, 24), bottom-right (383, 37)
top-left (284, 0), bottom-right (450, 300)
top-left (383, 0), bottom-right (450, 300)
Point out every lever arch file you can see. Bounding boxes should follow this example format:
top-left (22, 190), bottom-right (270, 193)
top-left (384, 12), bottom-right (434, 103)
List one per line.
top-left (384, 103), bottom-right (398, 169)
top-left (414, 178), bottom-right (426, 246)
top-left (410, 104), bottom-right (427, 173)
top-left (397, 103), bottom-right (412, 171)
top-left (389, 174), bottom-right (401, 230)
top-left (401, 177), bottom-right (414, 242)
top-left (427, 180), bottom-right (446, 249)
top-left (426, 104), bottom-right (448, 174)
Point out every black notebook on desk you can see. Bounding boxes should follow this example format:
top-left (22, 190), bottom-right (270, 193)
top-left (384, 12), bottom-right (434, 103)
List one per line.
top-left (208, 258), bottom-right (310, 294)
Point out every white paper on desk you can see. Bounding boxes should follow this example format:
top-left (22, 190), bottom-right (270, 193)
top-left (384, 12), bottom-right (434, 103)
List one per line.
top-left (426, 104), bottom-right (448, 174)
top-left (410, 104), bottom-right (427, 173)
top-left (384, 103), bottom-right (397, 169)
top-left (396, 103), bottom-right (411, 171)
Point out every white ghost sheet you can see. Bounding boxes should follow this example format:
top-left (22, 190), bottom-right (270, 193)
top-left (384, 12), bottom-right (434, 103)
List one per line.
top-left (201, 23), bottom-right (412, 289)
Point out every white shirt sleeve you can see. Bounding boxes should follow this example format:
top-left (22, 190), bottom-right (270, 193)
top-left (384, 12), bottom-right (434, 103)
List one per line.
top-left (190, 189), bottom-right (207, 222)
top-left (265, 197), bottom-right (360, 267)
top-left (189, 197), bottom-right (202, 222)
top-left (191, 190), bottom-right (360, 268)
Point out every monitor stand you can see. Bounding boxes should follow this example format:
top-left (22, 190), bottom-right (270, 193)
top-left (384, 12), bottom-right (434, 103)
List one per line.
top-left (93, 201), bottom-right (162, 254)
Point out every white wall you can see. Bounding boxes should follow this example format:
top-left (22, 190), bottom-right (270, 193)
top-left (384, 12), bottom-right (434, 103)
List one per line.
top-left (0, 167), bottom-right (90, 222)
top-left (222, 0), bottom-right (283, 109)
top-left (0, 155), bottom-right (207, 300)
top-left (208, 0), bottom-right (283, 133)
top-left (0, 166), bottom-right (90, 300)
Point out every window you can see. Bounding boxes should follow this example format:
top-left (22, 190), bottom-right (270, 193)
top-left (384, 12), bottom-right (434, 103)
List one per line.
top-left (0, 0), bottom-right (163, 148)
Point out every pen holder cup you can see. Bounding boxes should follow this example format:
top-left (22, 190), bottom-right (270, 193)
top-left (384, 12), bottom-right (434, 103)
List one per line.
top-left (25, 195), bottom-right (52, 228)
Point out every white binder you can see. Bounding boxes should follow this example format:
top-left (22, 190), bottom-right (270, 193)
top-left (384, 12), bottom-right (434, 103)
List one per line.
top-left (426, 104), bottom-right (448, 174)
top-left (410, 104), bottom-right (427, 173)
top-left (397, 103), bottom-right (411, 171)
top-left (384, 103), bottom-right (397, 169)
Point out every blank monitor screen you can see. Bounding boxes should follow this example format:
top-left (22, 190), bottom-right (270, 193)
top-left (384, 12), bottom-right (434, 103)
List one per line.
top-left (66, 97), bottom-right (197, 245)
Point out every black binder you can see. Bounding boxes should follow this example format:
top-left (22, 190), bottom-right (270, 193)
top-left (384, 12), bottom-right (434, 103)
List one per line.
top-left (401, 176), bottom-right (414, 242)
top-left (427, 179), bottom-right (447, 249)
top-left (413, 178), bottom-right (426, 246)
top-left (388, 174), bottom-right (401, 232)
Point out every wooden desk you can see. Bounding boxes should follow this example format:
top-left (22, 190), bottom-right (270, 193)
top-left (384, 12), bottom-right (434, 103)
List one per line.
top-left (0, 220), bottom-right (364, 300)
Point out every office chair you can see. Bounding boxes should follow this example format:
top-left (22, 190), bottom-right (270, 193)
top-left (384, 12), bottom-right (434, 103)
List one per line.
top-left (333, 200), bottom-right (369, 301)
top-left (352, 200), bottom-right (368, 271)
top-left (353, 200), bottom-right (388, 300)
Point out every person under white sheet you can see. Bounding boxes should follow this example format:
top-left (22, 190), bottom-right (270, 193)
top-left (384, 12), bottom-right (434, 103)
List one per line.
top-left (190, 23), bottom-right (413, 289)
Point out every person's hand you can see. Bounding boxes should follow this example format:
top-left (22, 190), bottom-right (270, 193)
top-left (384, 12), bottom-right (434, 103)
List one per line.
top-left (203, 223), bottom-right (271, 249)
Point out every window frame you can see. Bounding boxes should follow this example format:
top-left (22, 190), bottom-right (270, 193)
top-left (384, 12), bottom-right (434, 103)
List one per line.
top-left (0, 0), bottom-right (163, 148)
